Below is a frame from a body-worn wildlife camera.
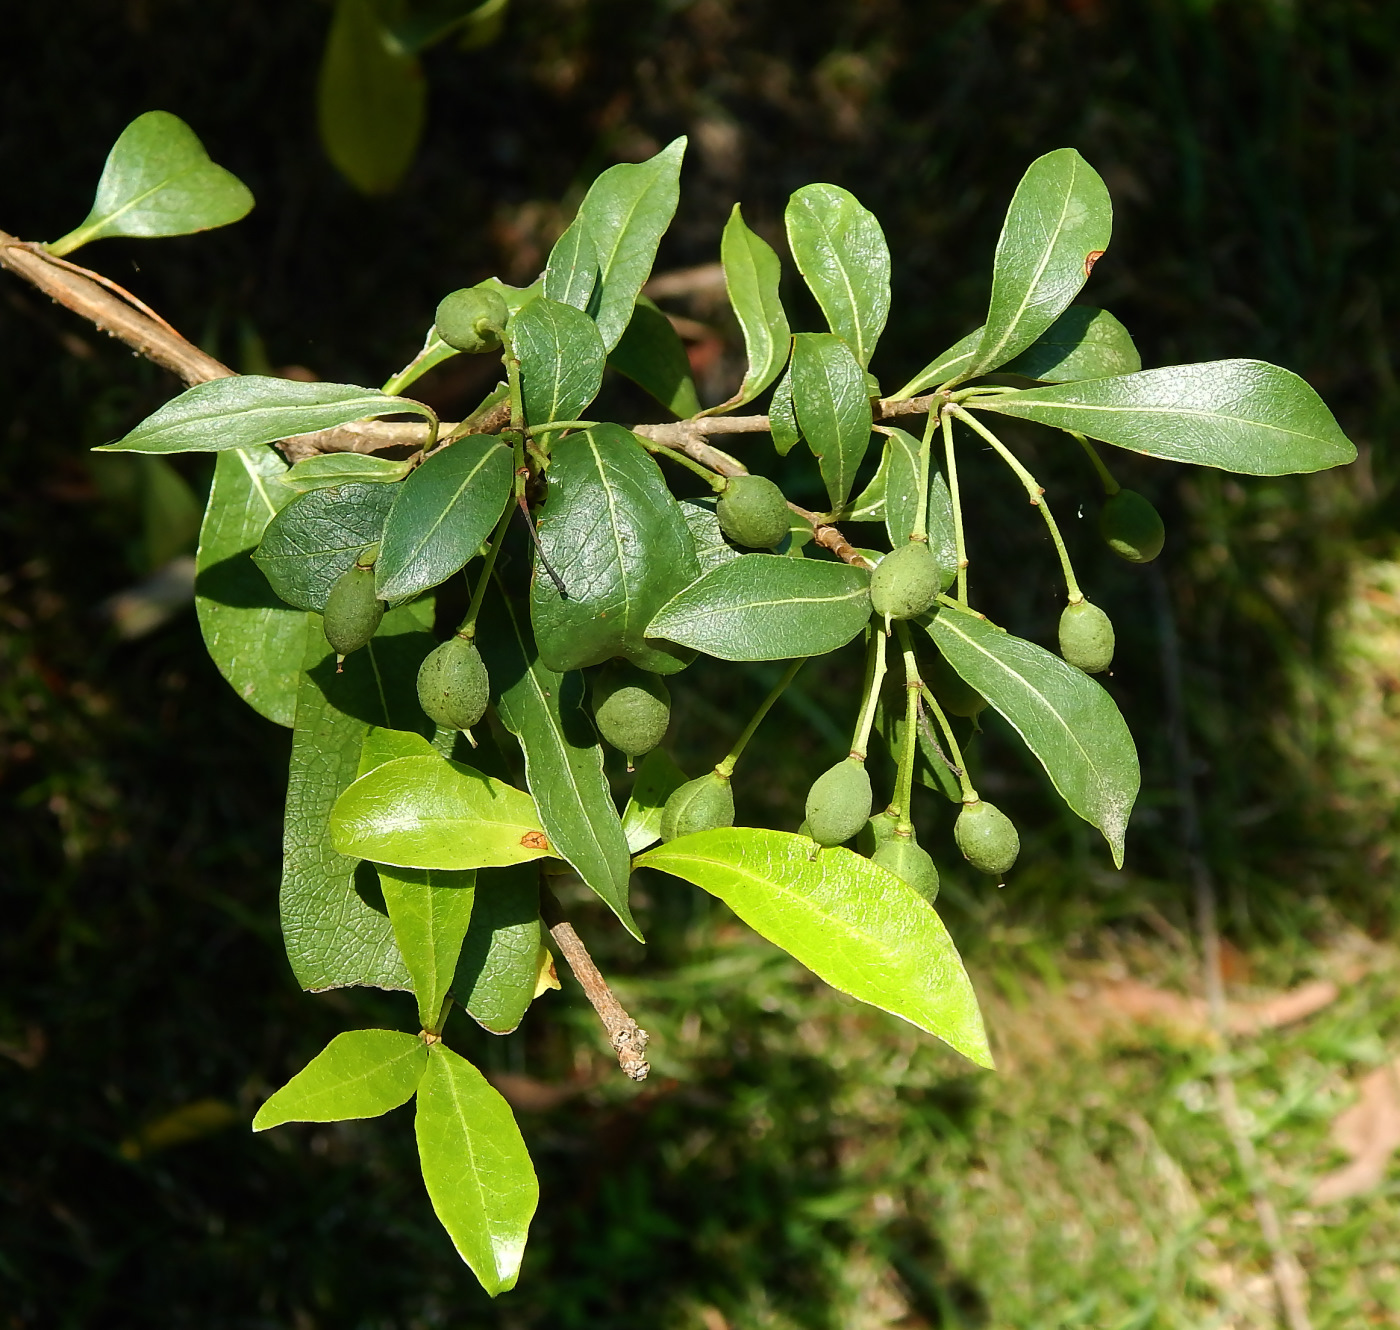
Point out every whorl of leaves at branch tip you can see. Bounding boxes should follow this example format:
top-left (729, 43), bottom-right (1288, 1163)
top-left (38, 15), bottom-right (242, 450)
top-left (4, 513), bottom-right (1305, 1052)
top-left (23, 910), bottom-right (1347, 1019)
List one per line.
top-left (51, 113), bottom-right (1357, 1293)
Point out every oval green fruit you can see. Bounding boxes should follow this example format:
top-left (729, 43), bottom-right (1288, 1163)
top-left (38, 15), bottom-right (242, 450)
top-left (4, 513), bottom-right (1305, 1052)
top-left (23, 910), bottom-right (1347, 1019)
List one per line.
top-left (1058, 600), bottom-right (1115, 674)
top-left (716, 474), bottom-right (791, 549)
top-left (953, 799), bottom-right (1019, 877)
top-left (1098, 489), bottom-right (1165, 564)
top-left (872, 836), bottom-right (940, 903)
top-left (870, 542), bottom-right (941, 621)
top-left (804, 756), bottom-right (873, 847)
top-left (659, 771), bottom-right (734, 842)
top-left (434, 287), bottom-right (509, 354)
top-left (926, 649), bottom-right (986, 719)
top-left (855, 807), bottom-right (901, 856)
top-left (417, 634), bottom-right (490, 731)
top-left (323, 562), bottom-right (384, 658)
top-left (592, 664), bottom-right (670, 759)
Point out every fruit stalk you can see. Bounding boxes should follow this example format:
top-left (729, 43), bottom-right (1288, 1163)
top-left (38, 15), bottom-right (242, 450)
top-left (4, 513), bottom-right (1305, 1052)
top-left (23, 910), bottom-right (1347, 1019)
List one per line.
top-left (941, 408), bottom-right (970, 605)
top-left (714, 657), bottom-right (807, 778)
top-left (891, 624), bottom-right (923, 832)
top-left (848, 629), bottom-right (888, 761)
top-left (1071, 430), bottom-right (1120, 496)
top-left (911, 408), bottom-right (939, 545)
top-left (918, 681), bottom-right (977, 804)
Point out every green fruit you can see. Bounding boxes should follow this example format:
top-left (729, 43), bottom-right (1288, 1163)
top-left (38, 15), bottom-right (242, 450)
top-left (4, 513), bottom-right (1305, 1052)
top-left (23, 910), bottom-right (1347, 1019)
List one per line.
top-left (323, 562), bottom-right (384, 658)
top-left (804, 757), bottom-right (873, 847)
top-left (659, 771), bottom-right (734, 841)
top-left (1098, 489), bottom-right (1165, 564)
top-left (926, 650), bottom-right (986, 719)
top-left (434, 287), bottom-right (509, 354)
top-left (872, 836), bottom-right (940, 903)
top-left (1058, 601), bottom-right (1115, 674)
top-left (417, 635), bottom-right (490, 731)
top-left (954, 799), bottom-right (1019, 877)
top-left (855, 808), bottom-right (901, 856)
top-left (716, 474), bottom-right (791, 549)
top-left (870, 542), bottom-right (941, 620)
top-left (592, 664), bottom-right (670, 759)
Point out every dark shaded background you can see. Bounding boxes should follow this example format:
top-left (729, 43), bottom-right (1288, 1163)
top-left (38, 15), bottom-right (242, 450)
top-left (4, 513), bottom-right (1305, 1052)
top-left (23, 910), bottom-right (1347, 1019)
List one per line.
top-left (3, 1), bottom-right (1398, 1324)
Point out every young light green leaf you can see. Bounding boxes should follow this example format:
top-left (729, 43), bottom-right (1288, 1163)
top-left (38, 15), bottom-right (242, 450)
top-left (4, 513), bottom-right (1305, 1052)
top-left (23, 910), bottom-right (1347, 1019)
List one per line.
top-left (530, 425), bottom-right (700, 674)
top-left (678, 497), bottom-right (742, 574)
top-left (454, 864), bottom-right (545, 1035)
top-left (573, 137), bottom-right (687, 352)
top-left (791, 332), bottom-right (873, 510)
top-left (479, 587), bottom-right (640, 939)
top-left (415, 1043), bottom-right (538, 1295)
top-left (622, 747), bottom-right (688, 853)
top-left (331, 755), bottom-right (551, 871)
top-left (647, 554), bottom-right (871, 662)
top-left (972, 359), bottom-right (1356, 475)
top-left (284, 452), bottom-right (412, 492)
top-left (375, 436), bottom-right (513, 600)
top-left (607, 297), bottom-right (701, 418)
top-left (924, 609), bottom-right (1139, 865)
top-left (542, 217), bottom-right (599, 313)
top-left (768, 363), bottom-right (801, 456)
top-left (254, 480), bottom-right (398, 612)
top-left (317, 0), bottom-right (426, 196)
top-left (359, 725), bottom-right (437, 777)
top-left (962, 148), bottom-right (1112, 382)
top-left (637, 828), bottom-right (990, 1067)
top-left (379, 866), bottom-right (476, 1030)
top-left (253, 1029), bottom-right (427, 1130)
top-left (514, 296), bottom-right (607, 428)
top-left (1000, 306), bottom-right (1140, 382)
top-left (711, 204), bottom-right (789, 410)
top-left (47, 111), bottom-right (253, 256)
top-left (99, 375), bottom-right (436, 455)
top-left (194, 447), bottom-right (305, 726)
top-left (784, 184), bottom-right (890, 368)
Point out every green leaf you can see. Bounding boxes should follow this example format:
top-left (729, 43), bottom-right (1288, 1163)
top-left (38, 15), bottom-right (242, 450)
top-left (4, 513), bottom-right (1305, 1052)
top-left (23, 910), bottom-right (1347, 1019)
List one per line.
top-left (963, 148), bottom-right (1112, 382)
top-left (389, 0), bottom-right (507, 53)
top-left (847, 444), bottom-right (889, 522)
top-left (622, 748), bottom-right (688, 853)
top-left (715, 204), bottom-right (789, 409)
top-left (141, 456), bottom-right (203, 569)
top-left (415, 1043), bottom-right (538, 1295)
top-left (637, 828), bottom-right (990, 1067)
top-left (784, 184), bottom-right (890, 369)
top-left (880, 429), bottom-right (957, 581)
top-left (359, 725), bottom-right (437, 776)
top-left (375, 436), bottom-right (513, 600)
top-left (791, 332), bottom-right (873, 510)
top-left (331, 755), bottom-right (551, 871)
top-left (972, 359), bottom-right (1356, 476)
top-left (892, 329), bottom-right (981, 400)
top-left (1000, 306), bottom-right (1140, 383)
top-left (454, 864), bottom-right (544, 1035)
top-left (647, 554), bottom-right (871, 662)
top-left (99, 375), bottom-right (436, 455)
top-left (317, 0), bottom-right (426, 196)
top-left (607, 297), bottom-right (701, 418)
top-left (194, 447), bottom-right (305, 726)
top-left (924, 609), bottom-right (1139, 865)
top-left (379, 866), bottom-right (477, 1030)
top-left (253, 1029), bottom-right (427, 1130)
top-left (386, 327), bottom-right (462, 397)
top-left (514, 296), bottom-right (607, 428)
top-left (768, 364), bottom-right (801, 456)
top-left (530, 425), bottom-right (700, 674)
top-left (678, 497), bottom-right (741, 574)
top-left (542, 217), bottom-right (599, 313)
top-left (479, 587), bottom-right (640, 939)
top-left (254, 481), bottom-right (399, 613)
top-left (47, 111), bottom-right (253, 256)
top-left (284, 452), bottom-right (413, 492)
top-left (573, 137), bottom-right (687, 352)
top-left (281, 607), bottom-right (437, 992)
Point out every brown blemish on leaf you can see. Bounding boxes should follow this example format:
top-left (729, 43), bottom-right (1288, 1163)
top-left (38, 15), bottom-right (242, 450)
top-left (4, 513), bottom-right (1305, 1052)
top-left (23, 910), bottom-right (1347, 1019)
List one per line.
top-left (1085, 250), bottom-right (1105, 276)
top-left (521, 830), bottom-right (549, 850)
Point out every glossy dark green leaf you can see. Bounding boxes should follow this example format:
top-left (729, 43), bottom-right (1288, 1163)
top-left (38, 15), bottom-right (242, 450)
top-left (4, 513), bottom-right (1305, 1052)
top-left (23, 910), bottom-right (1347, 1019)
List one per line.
top-left (973, 359), bottom-right (1356, 476)
top-left (513, 296), bottom-right (606, 428)
top-left (530, 425), bottom-right (700, 674)
top-left (194, 447), bottom-right (305, 726)
top-left (284, 452), bottom-right (412, 492)
top-left (784, 184), bottom-right (890, 368)
top-left (715, 204), bottom-right (789, 408)
top-left (678, 497), bottom-right (741, 574)
top-left (621, 747), bottom-right (687, 853)
top-left (479, 588), bottom-right (640, 939)
top-left (541, 217), bottom-right (598, 313)
top-left (415, 1043), bottom-right (538, 1295)
top-left (607, 297), bottom-right (700, 418)
top-left (880, 429), bottom-right (958, 580)
top-left (638, 828), bottom-right (990, 1066)
top-left (375, 436), bottom-right (513, 600)
top-left (962, 149), bottom-right (1112, 382)
top-left (924, 609), bottom-right (1139, 865)
top-left (1001, 306), bottom-right (1140, 382)
top-left (48, 111), bottom-right (253, 256)
top-left (647, 554), bottom-right (871, 661)
top-left (100, 376), bottom-right (436, 455)
top-left (573, 137), bottom-right (687, 352)
top-left (378, 866), bottom-right (476, 1029)
top-left (454, 864), bottom-right (544, 1035)
top-left (768, 364), bottom-right (801, 456)
top-left (791, 333), bottom-right (873, 510)
top-left (317, 0), bottom-right (426, 196)
top-left (253, 1030), bottom-right (427, 1130)
top-left (254, 481), bottom-right (398, 613)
